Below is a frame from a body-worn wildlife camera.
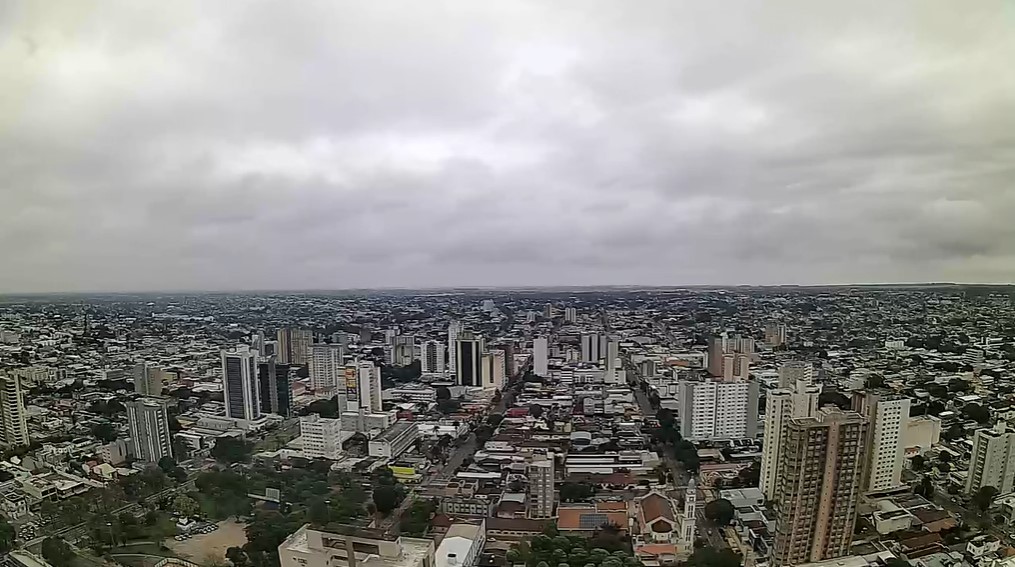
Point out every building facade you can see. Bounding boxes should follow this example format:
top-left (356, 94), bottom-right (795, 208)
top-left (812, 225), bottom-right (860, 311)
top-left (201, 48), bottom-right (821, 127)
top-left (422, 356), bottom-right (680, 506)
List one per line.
top-left (133, 362), bottom-right (164, 396)
top-left (527, 452), bottom-right (555, 519)
top-left (278, 328), bottom-right (312, 366)
top-left (127, 398), bottom-right (173, 463)
top-left (300, 414), bottom-right (343, 460)
top-left (678, 378), bottom-right (759, 441)
top-left (760, 363), bottom-right (820, 500)
top-left (454, 332), bottom-right (485, 387)
top-left (966, 423), bottom-right (1015, 495)
top-left (421, 340), bottom-right (446, 374)
top-left (853, 391), bottom-right (911, 493)
top-left (221, 345), bottom-right (260, 422)
top-left (0, 375), bottom-right (30, 448)
top-left (259, 358), bottom-right (293, 417)
top-left (309, 344), bottom-right (345, 395)
top-left (532, 337), bottom-right (548, 377)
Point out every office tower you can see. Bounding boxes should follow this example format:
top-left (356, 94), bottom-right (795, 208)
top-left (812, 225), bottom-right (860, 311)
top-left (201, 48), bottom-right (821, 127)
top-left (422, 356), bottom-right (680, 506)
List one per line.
top-left (0, 375), bottom-right (30, 448)
top-left (766, 322), bottom-right (788, 347)
top-left (773, 408), bottom-right (867, 567)
top-left (580, 334), bottom-right (602, 363)
top-left (258, 359), bottom-right (293, 417)
top-left (481, 351), bottom-right (506, 390)
top-left (389, 335), bottom-right (415, 367)
top-left (503, 342), bottom-right (516, 378)
top-left (564, 307), bottom-right (577, 324)
top-left (358, 329), bottom-right (372, 344)
top-left (384, 328), bottom-right (399, 345)
top-left (309, 344), bottom-right (344, 395)
top-left (760, 363), bottom-right (821, 500)
top-left (221, 345), bottom-right (260, 422)
top-left (731, 335), bottom-right (755, 355)
top-left (421, 340), bottom-right (446, 374)
top-left (677, 378), bottom-right (759, 441)
top-left (263, 340), bottom-right (278, 358)
top-left (126, 398), bottom-right (172, 463)
top-left (852, 391), bottom-right (911, 493)
top-left (527, 452), bottom-right (555, 518)
top-left (543, 303), bottom-right (554, 318)
top-left (605, 340), bottom-right (620, 372)
top-left (133, 362), bottom-right (164, 396)
top-left (277, 328), bottom-right (312, 366)
top-left (447, 321), bottom-right (463, 374)
top-left (481, 299), bottom-right (496, 312)
top-left (345, 361), bottom-right (382, 413)
top-left (532, 337), bottom-right (549, 376)
top-left (251, 331), bottom-right (265, 357)
top-left (299, 414), bottom-right (343, 460)
top-left (454, 332), bottom-right (485, 387)
top-left (965, 423), bottom-right (1015, 495)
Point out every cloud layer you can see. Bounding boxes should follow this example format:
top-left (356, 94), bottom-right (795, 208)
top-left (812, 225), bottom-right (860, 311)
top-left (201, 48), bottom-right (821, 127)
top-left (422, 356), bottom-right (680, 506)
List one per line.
top-left (3, 1), bottom-right (1014, 292)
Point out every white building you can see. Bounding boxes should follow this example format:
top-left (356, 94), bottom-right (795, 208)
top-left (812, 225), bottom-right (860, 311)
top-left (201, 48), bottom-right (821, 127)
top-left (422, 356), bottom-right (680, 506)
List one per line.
top-left (421, 340), bottom-right (446, 374)
top-left (966, 422), bottom-right (1015, 495)
top-left (765, 323), bottom-right (787, 347)
top-left (133, 362), bottom-right (164, 396)
top-left (436, 522), bottom-right (486, 567)
top-left (760, 363), bottom-right (820, 500)
top-left (127, 398), bottom-right (173, 463)
top-left (532, 337), bottom-right (548, 377)
top-left (300, 414), bottom-right (343, 460)
top-left (368, 422), bottom-right (420, 458)
top-left (527, 452), bottom-right (555, 518)
top-left (580, 334), bottom-right (604, 364)
top-left (447, 321), bottom-right (463, 374)
top-left (221, 345), bottom-right (261, 422)
top-left (480, 351), bottom-right (505, 390)
top-left (0, 375), bottom-right (30, 448)
top-left (277, 328), bottom-right (312, 366)
top-left (278, 524), bottom-right (435, 567)
top-left (309, 344), bottom-right (345, 395)
top-left (678, 378), bottom-right (759, 441)
top-left (855, 392), bottom-right (911, 493)
top-left (564, 307), bottom-right (577, 324)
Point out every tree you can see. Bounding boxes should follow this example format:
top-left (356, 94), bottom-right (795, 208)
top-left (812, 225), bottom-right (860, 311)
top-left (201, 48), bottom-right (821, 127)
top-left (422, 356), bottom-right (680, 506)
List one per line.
top-left (559, 482), bottom-right (596, 502)
top-left (529, 405), bottom-right (545, 419)
top-left (914, 476), bottom-right (934, 499)
top-left (158, 456), bottom-right (178, 473)
top-left (704, 499), bottom-right (735, 527)
top-left (226, 546), bottom-right (250, 567)
top-left (655, 408), bottom-right (675, 429)
top-left (0, 518), bottom-right (15, 554)
top-left (684, 547), bottom-right (742, 567)
top-left (436, 386), bottom-right (452, 401)
top-left (212, 437), bottom-right (253, 464)
top-left (962, 403), bottom-right (991, 425)
top-left (372, 485), bottom-right (402, 515)
top-left (91, 422), bottom-right (118, 443)
top-left (911, 455), bottom-right (926, 471)
top-left (437, 399), bottom-right (461, 414)
top-left (973, 486), bottom-right (999, 512)
top-left (937, 462), bottom-right (952, 473)
top-left (41, 537), bottom-right (76, 567)
top-left (817, 391), bottom-right (851, 410)
top-left (173, 495), bottom-right (200, 517)
top-left (938, 451), bottom-right (952, 464)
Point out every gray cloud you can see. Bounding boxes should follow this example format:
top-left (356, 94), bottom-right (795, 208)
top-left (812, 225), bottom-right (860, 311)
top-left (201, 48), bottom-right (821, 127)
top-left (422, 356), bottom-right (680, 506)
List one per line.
top-left (2, 0), bottom-right (1015, 292)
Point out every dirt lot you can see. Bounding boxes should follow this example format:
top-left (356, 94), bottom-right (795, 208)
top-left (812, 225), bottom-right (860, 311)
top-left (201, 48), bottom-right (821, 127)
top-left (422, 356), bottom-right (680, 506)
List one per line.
top-left (165, 519), bottom-right (248, 562)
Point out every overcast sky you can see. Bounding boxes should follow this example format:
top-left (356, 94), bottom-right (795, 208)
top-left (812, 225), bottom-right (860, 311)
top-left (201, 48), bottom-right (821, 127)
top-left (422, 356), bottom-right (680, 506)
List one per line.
top-left (2, 1), bottom-right (1014, 292)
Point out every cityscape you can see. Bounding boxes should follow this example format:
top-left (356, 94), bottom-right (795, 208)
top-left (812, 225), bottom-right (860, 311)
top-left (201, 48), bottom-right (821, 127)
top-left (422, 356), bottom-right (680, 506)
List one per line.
top-left (0, 286), bottom-right (1013, 567)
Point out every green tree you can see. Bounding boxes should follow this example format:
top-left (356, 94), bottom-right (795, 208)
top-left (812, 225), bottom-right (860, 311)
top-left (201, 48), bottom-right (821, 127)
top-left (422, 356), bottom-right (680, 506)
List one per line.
top-left (684, 547), bottom-right (742, 567)
top-left (226, 547), bottom-right (249, 567)
top-left (529, 405), bottom-right (545, 419)
top-left (914, 476), bottom-right (934, 499)
top-left (41, 537), bottom-right (76, 567)
top-left (559, 482), bottom-right (596, 502)
top-left (973, 486), bottom-right (999, 512)
top-left (372, 485), bottom-right (402, 515)
top-left (173, 494), bottom-right (201, 517)
top-left (704, 499), bottom-right (736, 527)
top-left (211, 437), bottom-right (253, 464)
top-left (884, 559), bottom-right (910, 567)
top-left (91, 422), bottom-right (118, 443)
top-left (158, 456), bottom-right (178, 473)
top-left (911, 455), bottom-right (926, 471)
top-left (0, 518), bottom-right (15, 554)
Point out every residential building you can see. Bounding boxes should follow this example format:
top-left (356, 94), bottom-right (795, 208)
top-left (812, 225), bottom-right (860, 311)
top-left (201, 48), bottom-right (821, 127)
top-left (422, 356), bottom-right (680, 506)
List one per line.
top-left (278, 524), bottom-right (435, 567)
top-left (0, 375), bottom-right (29, 449)
top-left (966, 422), bottom-right (1015, 495)
top-left (564, 307), bottom-right (577, 324)
top-left (259, 359), bottom-right (293, 417)
top-left (454, 332), bottom-right (485, 387)
top-left (480, 351), bottom-right (505, 390)
top-left (309, 344), bottom-right (345, 395)
top-left (580, 334), bottom-right (604, 364)
top-left (127, 398), bottom-right (173, 464)
top-left (678, 378), bottom-right (759, 441)
top-left (773, 408), bottom-right (868, 566)
top-left (853, 391), bottom-right (911, 493)
top-left (527, 452), bottom-right (555, 519)
top-left (765, 322), bottom-right (788, 347)
top-left (300, 414), bottom-right (343, 460)
top-left (707, 334), bottom-right (752, 380)
top-left (760, 363), bottom-right (821, 500)
top-left (421, 340), bottom-right (446, 374)
top-left (436, 521), bottom-right (486, 567)
top-left (357, 361), bottom-right (383, 413)
top-left (532, 337), bottom-right (548, 376)
top-left (390, 335), bottom-right (416, 367)
top-left (447, 321), bottom-right (463, 374)
top-left (133, 362), bottom-right (163, 396)
top-left (278, 328), bottom-right (312, 366)
top-left (221, 345), bottom-right (260, 422)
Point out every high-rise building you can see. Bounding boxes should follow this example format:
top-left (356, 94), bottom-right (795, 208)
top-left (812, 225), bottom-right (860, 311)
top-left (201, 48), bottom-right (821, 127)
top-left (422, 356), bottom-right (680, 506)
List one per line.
top-left (481, 351), bottom-right (506, 390)
top-left (503, 342), bottom-right (516, 379)
top-left (605, 340), bottom-right (620, 372)
top-left (773, 408), bottom-right (867, 566)
top-left (344, 361), bottom-right (382, 413)
top-left (543, 303), bottom-right (554, 318)
top-left (532, 337), bottom-right (549, 376)
top-left (706, 336), bottom-right (726, 377)
top-left (766, 322), bottom-right (788, 347)
top-left (853, 391), bottom-right (910, 493)
top-left (133, 362), bottom-right (164, 396)
top-left (760, 363), bottom-right (821, 500)
top-left (447, 321), bottom-right (463, 374)
top-left (221, 345), bottom-right (260, 422)
top-left (299, 414), bottom-right (343, 460)
top-left (127, 398), bottom-right (172, 463)
top-left (454, 332), bottom-right (485, 387)
top-left (251, 331), bottom-right (266, 357)
top-left (309, 344), bottom-right (345, 395)
top-left (580, 334), bottom-right (603, 364)
top-left (527, 452), bottom-right (555, 518)
top-left (708, 334), bottom-right (752, 381)
top-left (966, 423), bottom-right (1015, 495)
top-left (258, 359), bottom-right (293, 417)
top-left (277, 328), bottom-right (312, 366)
top-left (0, 375), bottom-right (30, 448)
top-left (678, 378), bottom-right (760, 441)
top-left (389, 335), bottom-right (415, 367)
top-left (421, 340), bottom-right (446, 374)
top-left (563, 307), bottom-right (577, 324)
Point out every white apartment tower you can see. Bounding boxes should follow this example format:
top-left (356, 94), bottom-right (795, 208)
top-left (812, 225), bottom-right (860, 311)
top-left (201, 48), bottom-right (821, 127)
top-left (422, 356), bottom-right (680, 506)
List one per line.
top-left (0, 375), bottom-right (30, 448)
top-left (447, 321), bottom-right (463, 374)
top-left (421, 340), bottom-right (446, 374)
top-left (966, 423), bottom-right (1015, 495)
top-left (221, 345), bottom-right (260, 422)
top-left (532, 337), bottom-right (549, 376)
top-left (127, 398), bottom-right (173, 463)
top-left (760, 362), bottom-right (821, 500)
top-left (481, 351), bottom-right (506, 390)
top-left (345, 360), bottom-right (382, 413)
top-left (564, 307), bottom-right (577, 324)
top-left (678, 378), bottom-right (760, 441)
top-left (309, 344), bottom-right (345, 395)
top-left (133, 362), bottom-right (164, 396)
top-left (299, 414), bottom-right (343, 460)
top-left (765, 322), bottom-right (788, 347)
top-left (527, 452), bottom-right (555, 518)
top-left (277, 328), bottom-right (312, 366)
top-left (852, 391), bottom-right (911, 493)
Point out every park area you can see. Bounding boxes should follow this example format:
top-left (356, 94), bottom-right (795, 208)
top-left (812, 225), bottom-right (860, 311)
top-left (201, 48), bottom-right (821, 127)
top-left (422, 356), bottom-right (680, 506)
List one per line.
top-left (164, 519), bottom-right (248, 564)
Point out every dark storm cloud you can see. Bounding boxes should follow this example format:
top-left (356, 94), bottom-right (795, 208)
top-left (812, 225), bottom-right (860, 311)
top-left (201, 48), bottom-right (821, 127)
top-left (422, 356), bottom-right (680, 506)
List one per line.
top-left (2, 0), bottom-right (1014, 292)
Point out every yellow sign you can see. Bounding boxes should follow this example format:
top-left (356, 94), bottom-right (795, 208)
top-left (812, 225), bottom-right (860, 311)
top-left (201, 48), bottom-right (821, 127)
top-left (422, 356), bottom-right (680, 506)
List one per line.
top-left (388, 466), bottom-right (417, 477)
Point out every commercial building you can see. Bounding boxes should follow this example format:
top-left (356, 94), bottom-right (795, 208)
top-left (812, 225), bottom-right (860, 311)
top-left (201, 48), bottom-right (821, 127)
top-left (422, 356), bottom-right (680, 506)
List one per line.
top-left (389, 335), bottom-right (416, 367)
top-left (532, 337), bottom-right (548, 377)
top-left (481, 351), bottom-right (505, 390)
top-left (0, 375), bottom-right (29, 449)
top-left (527, 452), bottom-right (555, 519)
top-left (853, 391), bottom-right (911, 493)
top-left (278, 328), bottom-right (312, 366)
top-left (278, 524), bottom-right (435, 567)
top-left (454, 332), bottom-right (485, 387)
top-left (436, 521), bottom-right (486, 567)
top-left (259, 358), bottom-right (293, 417)
top-left (309, 344), bottom-right (345, 395)
top-left (760, 363), bottom-right (821, 500)
top-left (300, 414), bottom-right (343, 460)
top-left (447, 321), bottom-right (463, 374)
top-left (773, 408), bottom-right (868, 566)
top-left (966, 423), bottom-right (1015, 495)
top-left (678, 378), bottom-right (759, 441)
top-left (221, 345), bottom-right (260, 422)
top-left (127, 398), bottom-right (173, 463)
top-left (133, 362), bottom-right (163, 396)
top-left (421, 340), bottom-right (446, 374)
top-left (368, 421), bottom-right (420, 459)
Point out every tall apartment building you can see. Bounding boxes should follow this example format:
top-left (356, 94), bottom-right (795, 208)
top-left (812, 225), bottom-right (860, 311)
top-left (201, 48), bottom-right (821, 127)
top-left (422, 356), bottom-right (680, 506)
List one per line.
top-left (706, 334), bottom-right (752, 380)
top-left (773, 408), bottom-right (867, 566)
top-left (532, 337), bottom-right (549, 376)
top-left (344, 361), bottom-right (382, 413)
top-left (580, 334), bottom-right (605, 364)
top-left (277, 328), bottom-right (312, 366)
top-left (606, 340), bottom-right (620, 372)
top-left (760, 363), bottom-right (821, 500)
top-left (421, 340), bottom-right (446, 374)
top-left (447, 321), bottom-right (463, 374)
top-left (0, 375), bottom-right (30, 449)
top-left (133, 362), bottom-right (164, 396)
top-left (480, 351), bottom-right (505, 390)
top-left (766, 322), bottom-right (788, 347)
top-left (454, 332), bottom-right (485, 387)
top-left (221, 345), bottom-right (260, 422)
top-left (853, 391), bottom-right (910, 493)
top-left (966, 423), bottom-right (1015, 495)
top-left (527, 452), bottom-right (555, 518)
top-left (300, 414), bottom-right (343, 460)
top-left (309, 344), bottom-right (345, 395)
top-left (127, 398), bottom-right (172, 463)
top-left (564, 307), bottom-right (577, 324)
top-left (678, 378), bottom-right (759, 441)
top-left (259, 359), bottom-right (293, 417)
top-left (389, 335), bottom-right (416, 367)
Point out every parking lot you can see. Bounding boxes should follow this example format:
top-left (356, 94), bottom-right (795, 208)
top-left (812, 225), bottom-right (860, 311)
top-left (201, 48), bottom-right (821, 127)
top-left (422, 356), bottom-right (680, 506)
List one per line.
top-left (165, 519), bottom-right (247, 562)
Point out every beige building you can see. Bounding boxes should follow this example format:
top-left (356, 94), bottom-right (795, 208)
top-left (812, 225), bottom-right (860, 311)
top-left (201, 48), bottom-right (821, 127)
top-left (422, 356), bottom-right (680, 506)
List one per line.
top-left (278, 328), bottom-right (313, 366)
top-left (527, 452), bottom-right (555, 519)
top-left (0, 375), bottom-right (30, 449)
top-left (852, 391), bottom-right (911, 493)
top-left (760, 362), bottom-right (820, 500)
top-left (773, 408), bottom-right (868, 567)
top-left (278, 524), bottom-right (434, 567)
top-left (966, 423), bottom-right (1015, 495)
